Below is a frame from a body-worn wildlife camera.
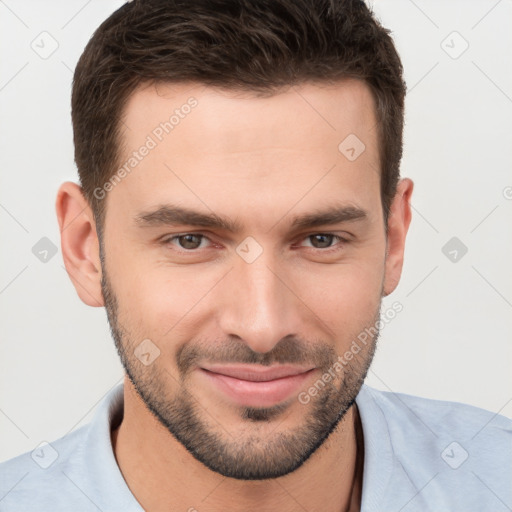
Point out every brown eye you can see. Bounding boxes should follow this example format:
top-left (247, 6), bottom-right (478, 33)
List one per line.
top-left (163, 233), bottom-right (209, 251)
top-left (176, 234), bottom-right (204, 249)
top-left (307, 234), bottom-right (336, 249)
top-left (297, 233), bottom-right (349, 253)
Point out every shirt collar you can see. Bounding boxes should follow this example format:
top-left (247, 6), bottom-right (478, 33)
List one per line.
top-left (355, 384), bottom-right (394, 511)
top-left (78, 381), bottom-right (392, 511)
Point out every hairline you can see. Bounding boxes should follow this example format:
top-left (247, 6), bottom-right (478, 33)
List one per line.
top-left (93, 77), bottom-right (390, 239)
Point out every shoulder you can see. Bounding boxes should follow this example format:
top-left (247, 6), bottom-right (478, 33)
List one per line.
top-left (358, 385), bottom-right (512, 457)
top-left (0, 425), bottom-right (92, 510)
top-left (0, 383), bottom-right (125, 511)
top-left (360, 385), bottom-right (512, 437)
top-left (356, 385), bottom-right (512, 511)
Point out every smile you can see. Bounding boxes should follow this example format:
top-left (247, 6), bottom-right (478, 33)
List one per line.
top-left (198, 364), bottom-right (316, 408)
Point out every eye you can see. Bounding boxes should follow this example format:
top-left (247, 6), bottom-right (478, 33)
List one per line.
top-left (161, 232), bottom-right (349, 254)
top-left (299, 233), bottom-right (348, 251)
top-left (164, 233), bottom-right (211, 250)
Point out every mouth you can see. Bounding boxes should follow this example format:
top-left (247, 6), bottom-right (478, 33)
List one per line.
top-left (198, 364), bottom-right (316, 408)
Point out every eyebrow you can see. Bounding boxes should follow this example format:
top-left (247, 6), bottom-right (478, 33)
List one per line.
top-left (135, 203), bottom-right (368, 233)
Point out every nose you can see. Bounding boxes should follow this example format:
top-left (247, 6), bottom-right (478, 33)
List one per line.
top-left (217, 247), bottom-right (301, 354)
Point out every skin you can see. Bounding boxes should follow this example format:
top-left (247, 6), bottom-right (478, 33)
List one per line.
top-left (56, 80), bottom-right (413, 512)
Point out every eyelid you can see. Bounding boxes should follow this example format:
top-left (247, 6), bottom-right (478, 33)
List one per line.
top-left (295, 233), bottom-right (350, 251)
top-left (161, 232), bottom-right (214, 250)
top-left (161, 231), bottom-right (350, 253)
top-left (296, 230), bottom-right (353, 241)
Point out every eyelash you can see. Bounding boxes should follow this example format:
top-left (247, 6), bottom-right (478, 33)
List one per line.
top-left (160, 232), bottom-right (350, 254)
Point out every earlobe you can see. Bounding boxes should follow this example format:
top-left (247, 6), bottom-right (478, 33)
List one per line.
top-left (382, 178), bottom-right (414, 297)
top-left (55, 182), bottom-right (104, 307)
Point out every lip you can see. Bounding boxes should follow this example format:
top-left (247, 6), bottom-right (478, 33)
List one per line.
top-left (198, 364), bottom-right (316, 408)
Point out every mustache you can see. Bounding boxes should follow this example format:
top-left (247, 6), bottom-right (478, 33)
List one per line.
top-left (176, 335), bottom-right (338, 376)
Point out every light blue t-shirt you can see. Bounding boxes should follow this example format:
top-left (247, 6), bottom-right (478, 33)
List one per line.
top-left (1, 383), bottom-right (511, 511)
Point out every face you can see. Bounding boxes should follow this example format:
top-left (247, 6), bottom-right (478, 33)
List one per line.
top-left (100, 80), bottom-right (388, 480)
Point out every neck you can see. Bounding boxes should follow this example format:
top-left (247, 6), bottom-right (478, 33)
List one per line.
top-left (112, 377), bottom-right (364, 512)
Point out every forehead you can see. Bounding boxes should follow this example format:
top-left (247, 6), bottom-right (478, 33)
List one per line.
top-left (109, 80), bottom-right (381, 230)
top-left (121, 79), bottom-right (378, 152)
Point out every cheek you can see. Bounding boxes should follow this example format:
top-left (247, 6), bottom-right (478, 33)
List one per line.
top-left (109, 258), bottom-right (222, 341)
top-left (105, 226), bottom-right (386, 345)
top-left (299, 256), bottom-right (384, 338)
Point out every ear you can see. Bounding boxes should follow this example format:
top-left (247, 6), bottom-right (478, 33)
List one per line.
top-left (382, 178), bottom-right (414, 297)
top-left (55, 182), bottom-right (104, 307)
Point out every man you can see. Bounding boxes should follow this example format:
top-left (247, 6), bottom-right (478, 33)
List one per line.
top-left (0, 0), bottom-right (510, 511)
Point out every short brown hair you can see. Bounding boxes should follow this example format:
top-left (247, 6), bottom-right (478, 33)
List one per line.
top-left (72, 0), bottom-right (406, 232)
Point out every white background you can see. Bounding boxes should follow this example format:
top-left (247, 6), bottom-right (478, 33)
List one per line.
top-left (1, 0), bottom-right (511, 462)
